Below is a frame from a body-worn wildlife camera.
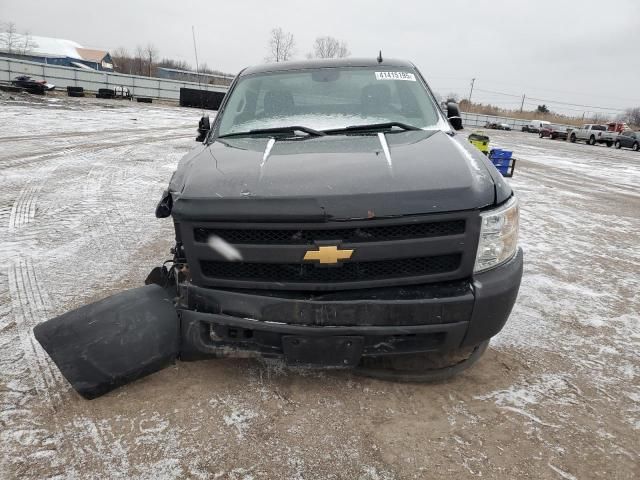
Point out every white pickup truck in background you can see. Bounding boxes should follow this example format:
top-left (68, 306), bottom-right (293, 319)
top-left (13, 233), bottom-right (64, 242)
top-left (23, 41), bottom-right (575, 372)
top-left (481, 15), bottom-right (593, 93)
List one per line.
top-left (569, 124), bottom-right (618, 147)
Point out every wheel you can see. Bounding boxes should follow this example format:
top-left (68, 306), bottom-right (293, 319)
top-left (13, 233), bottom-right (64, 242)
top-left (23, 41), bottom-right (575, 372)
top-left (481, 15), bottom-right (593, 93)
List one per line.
top-left (588, 136), bottom-right (596, 145)
top-left (606, 141), bottom-right (612, 147)
top-left (615, 141), bottom-right (621, 149)
top-left (539, 132), bottom-right (543, 138)
top-left (633, 142), bottom-right (639, 152)
top-left (551, 133), bottom-right (556, 140)
top-left (570, 133), bottom-right (576, 143)
top-left (354, 340), bottom-right (490, 382)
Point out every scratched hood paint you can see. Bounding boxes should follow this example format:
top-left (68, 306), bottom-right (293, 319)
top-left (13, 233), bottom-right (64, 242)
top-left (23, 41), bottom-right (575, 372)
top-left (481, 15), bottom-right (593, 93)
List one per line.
top-left (170, 130), bottom-right (505, 221)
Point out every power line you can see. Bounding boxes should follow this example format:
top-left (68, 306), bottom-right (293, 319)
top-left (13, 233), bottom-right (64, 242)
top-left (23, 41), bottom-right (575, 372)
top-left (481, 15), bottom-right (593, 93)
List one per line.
top-left (473, 87), bottom-right (626, 112)
top-left (462, 77), bottom-right (640, 104)
top-left (526, 96), bottom-right (625, 112)
top-left (475, 87), bottom-right (521, 98)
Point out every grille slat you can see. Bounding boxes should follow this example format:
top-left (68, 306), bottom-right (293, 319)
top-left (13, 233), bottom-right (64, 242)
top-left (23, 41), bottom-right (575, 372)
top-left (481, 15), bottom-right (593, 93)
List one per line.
top-left (200, 254), bottom-right (461, 283)
top-left (194, 220), bottom-right (465, 244)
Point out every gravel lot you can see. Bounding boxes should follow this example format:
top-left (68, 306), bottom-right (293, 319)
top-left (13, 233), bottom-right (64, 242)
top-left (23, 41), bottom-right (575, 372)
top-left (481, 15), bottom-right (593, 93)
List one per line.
top-left (0, 94), bottom-right (638, 480)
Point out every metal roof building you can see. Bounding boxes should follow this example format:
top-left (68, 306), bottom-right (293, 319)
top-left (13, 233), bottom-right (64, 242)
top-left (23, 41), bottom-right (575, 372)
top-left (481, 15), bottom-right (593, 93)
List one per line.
top-left (0, 33), bottom-right (113, 71)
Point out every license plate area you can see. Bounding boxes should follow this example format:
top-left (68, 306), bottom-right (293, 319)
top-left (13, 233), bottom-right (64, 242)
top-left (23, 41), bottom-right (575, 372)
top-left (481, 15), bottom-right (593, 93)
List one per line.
top-left (282, 335), bottom-right (364, 366)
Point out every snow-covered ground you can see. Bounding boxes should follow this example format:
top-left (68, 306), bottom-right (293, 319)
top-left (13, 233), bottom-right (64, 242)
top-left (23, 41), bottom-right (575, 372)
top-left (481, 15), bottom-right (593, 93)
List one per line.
top-left (0, 95), bottom-right (638, 479)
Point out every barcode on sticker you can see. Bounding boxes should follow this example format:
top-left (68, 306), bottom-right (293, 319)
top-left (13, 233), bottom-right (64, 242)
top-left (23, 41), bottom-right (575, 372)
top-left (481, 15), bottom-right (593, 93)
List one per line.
top-left (375, 71), bottom-right (416, 81)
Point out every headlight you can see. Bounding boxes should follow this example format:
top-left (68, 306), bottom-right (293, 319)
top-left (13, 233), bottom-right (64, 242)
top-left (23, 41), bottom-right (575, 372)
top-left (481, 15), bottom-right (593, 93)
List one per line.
top-left (474, 196), bottom-right (519, 273)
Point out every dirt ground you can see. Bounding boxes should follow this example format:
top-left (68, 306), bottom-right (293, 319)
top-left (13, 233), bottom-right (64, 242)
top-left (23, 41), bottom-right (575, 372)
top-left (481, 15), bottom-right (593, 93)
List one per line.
top-left (0, 94), bottom-right (638, 480)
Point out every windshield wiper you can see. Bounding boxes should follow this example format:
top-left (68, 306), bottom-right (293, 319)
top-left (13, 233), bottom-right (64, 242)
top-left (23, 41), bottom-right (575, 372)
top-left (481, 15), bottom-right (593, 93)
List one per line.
top-left (323, 122), bottom-right (421, 135)
top-left (218, 126), bottom-right (326, 139)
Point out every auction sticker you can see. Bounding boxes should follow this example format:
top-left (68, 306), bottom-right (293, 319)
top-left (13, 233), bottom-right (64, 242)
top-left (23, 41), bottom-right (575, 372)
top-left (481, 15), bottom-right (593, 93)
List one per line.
top-left (375, 71), bottom-right (416, 81)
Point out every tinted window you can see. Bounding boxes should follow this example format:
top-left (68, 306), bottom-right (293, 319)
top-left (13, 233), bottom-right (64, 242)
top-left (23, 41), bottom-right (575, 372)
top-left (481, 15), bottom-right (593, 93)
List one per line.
top-left (217, 67), bottom-right (441, 135)
top-left (592, 125), bottom-right (606, 131)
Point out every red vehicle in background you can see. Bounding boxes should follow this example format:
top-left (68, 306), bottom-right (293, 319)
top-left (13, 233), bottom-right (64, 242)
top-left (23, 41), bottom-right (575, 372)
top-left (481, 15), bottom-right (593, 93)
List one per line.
top-left (608, 122), bottom-right (628, 133)
top-left (539, 124), bottom-right (569, 140)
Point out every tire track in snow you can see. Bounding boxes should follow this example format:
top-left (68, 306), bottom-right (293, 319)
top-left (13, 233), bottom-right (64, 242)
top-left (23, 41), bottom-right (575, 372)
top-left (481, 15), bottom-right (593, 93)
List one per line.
top-left (0, 125), bottom-right (190, 143)
top-left (2, 260), bottom-right (68, 477)
top-left (8, 258), bottom-right (66, 401)
top-left (0, 130), bottom-right (189, 169)
top-left (7, 164), bottom-right (59, 232)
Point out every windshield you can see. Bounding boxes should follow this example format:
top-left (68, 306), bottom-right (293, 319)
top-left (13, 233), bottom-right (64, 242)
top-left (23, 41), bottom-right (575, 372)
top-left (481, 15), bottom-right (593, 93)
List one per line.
top-left (217, 66), bottom-right (441, 136)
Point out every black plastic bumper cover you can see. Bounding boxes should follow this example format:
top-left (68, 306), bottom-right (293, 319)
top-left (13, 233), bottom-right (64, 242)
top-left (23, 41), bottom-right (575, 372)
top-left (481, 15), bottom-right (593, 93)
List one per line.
top-left (33, 285), bottom-right (179, 399)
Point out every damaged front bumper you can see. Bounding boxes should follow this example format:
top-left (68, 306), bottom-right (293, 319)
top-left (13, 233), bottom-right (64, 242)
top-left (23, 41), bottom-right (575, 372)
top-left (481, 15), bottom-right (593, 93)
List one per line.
top-left (34, 249), bottom-right (522, 399)
top-left (180, 249), bottom-right (523, 364)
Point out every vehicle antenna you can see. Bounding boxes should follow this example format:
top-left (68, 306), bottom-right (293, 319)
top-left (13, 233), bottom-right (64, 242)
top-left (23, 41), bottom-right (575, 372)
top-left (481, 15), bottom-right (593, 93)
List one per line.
top-left (192, 25), bottom-right (205, 115)
top-left (377, 50), bottom-right (383, 63)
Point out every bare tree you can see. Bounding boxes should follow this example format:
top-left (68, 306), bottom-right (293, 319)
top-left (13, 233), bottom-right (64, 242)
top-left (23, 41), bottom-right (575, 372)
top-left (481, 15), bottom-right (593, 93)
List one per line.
top-left (590, 112), bottom-right (608, 124)
top-left (112, 47), bottom-right (133, 74)
top-left (446, 92), bottom-right (460, 102)
top-left (309, 36), bottom-right (350, 59)
top-left (623, 107), bottom-right (640, 127)
top-left (0, 21), bottom-right (19, 53)
top-left (144, 44), bottom-right (158, 76)
top-left (19, 30), bottom-right (37, 55)
top-left (134, 45), bottom-right (146, 76)
top-left (266, 27), bottom-right (295, 63)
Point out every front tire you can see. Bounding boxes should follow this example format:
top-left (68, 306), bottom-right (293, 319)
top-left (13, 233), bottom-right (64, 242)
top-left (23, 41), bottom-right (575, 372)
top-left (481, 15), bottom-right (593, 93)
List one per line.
top-left (606, 141), bottom-right (612, 147)
top-left (539, 132), bottom-right (544, 138)
top-left (615, 141), bottom-right (622, 149)
top-left (633, 142), bottom-right (639, 152)
top-left (570, 133), bottom-right (576, 143)
top-left (588, 136), bottom-right (596, 145)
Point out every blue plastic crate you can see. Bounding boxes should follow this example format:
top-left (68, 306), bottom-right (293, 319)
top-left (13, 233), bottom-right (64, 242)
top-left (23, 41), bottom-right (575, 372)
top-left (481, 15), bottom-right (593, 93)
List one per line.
top-left (492, 159), bottom-right (511, 176)
top-left (489, 148), bottom-right (513, 160)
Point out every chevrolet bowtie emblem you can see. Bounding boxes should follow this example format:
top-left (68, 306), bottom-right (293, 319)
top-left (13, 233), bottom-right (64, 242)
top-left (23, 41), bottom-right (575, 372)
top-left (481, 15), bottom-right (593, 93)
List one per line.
top-left (303, 245), bottom-right (354, 265)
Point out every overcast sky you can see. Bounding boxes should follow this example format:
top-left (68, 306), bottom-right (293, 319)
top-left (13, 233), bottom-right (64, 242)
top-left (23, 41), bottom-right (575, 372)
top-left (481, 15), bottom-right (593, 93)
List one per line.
top-left (2, 0), bottom-right (639, 116)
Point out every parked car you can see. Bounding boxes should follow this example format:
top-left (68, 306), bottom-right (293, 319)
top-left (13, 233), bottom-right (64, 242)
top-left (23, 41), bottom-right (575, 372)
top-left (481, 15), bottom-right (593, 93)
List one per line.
top-left (484, 122), bottom-right (511, 131)
top-left (10, 75), bottom-right (55, 95)
top-left (614, 131), bottom-right (640, 151)
top-left (569, 124), bottom-right (617, 146)
top-left (521, 120), bottom-right (550, 133)
top-left (539, 124), bottom-right (568, 140)
top-left (34, 57), bottom-right (523, 399)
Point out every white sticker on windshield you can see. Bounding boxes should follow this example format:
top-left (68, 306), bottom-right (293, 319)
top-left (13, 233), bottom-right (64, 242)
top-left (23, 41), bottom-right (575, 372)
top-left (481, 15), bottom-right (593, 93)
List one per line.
top-left (375, 71), bottom-right (416, 81)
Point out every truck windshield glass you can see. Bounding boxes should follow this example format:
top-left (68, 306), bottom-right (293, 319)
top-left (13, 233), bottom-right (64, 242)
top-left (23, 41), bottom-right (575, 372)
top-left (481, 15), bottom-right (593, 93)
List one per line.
top-left (217, 67), bottom-right (441, 136)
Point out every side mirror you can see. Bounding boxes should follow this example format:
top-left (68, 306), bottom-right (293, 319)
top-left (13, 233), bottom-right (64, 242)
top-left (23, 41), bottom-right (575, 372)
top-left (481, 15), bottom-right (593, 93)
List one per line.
top-left (196, 115), bottom-right (210, 142)
top-left (447, 102), bottom-right (463, 130)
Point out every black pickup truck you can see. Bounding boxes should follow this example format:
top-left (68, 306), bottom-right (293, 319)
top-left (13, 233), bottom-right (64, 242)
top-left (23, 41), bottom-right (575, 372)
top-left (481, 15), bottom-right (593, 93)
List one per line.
top-left (35, 58), bottom-right (523, 398)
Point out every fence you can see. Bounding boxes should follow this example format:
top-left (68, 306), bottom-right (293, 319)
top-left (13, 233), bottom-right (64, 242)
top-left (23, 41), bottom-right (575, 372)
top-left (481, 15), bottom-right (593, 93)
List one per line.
top-left (0, 59), bottom-right (566, 128)
top-left (0, 56), bottom-right (229, 101)
top-left (460, 112), bottom-right (576, 131)
top-left (462, 112), bottom-right (533, 130)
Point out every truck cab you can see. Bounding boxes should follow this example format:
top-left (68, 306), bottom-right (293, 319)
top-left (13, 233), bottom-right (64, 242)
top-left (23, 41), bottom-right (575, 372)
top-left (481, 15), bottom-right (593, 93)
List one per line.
top-left (570, 124), bottom-right (617, 146)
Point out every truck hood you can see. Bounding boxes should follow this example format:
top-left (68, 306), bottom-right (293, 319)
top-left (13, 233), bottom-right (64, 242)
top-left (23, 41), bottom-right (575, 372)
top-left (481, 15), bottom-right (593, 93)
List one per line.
top-left (170, 130), bottom-right (505, 221)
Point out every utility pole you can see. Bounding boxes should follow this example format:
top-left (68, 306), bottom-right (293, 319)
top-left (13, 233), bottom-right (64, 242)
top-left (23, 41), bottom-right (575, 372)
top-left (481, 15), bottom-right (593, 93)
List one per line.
top-left (468, 78), bottom-right (475, 103)
top-left (520, 94), bottom-right (526, 112)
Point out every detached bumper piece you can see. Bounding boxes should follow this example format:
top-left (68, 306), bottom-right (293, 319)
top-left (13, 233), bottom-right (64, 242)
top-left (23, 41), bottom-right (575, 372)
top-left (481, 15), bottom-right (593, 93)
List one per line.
top-left (33, 285), bottom-right (179, 399)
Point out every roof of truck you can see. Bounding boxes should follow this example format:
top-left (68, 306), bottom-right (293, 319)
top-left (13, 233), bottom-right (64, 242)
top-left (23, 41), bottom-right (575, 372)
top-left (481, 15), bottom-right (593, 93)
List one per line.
top-left (241, 58), bottom-right (416, 76)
